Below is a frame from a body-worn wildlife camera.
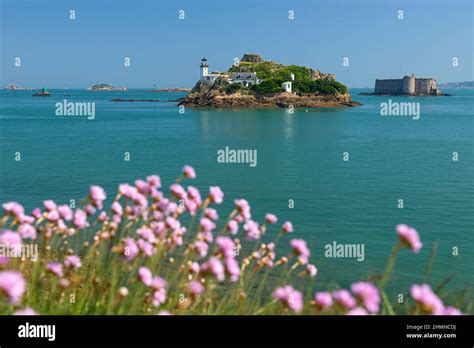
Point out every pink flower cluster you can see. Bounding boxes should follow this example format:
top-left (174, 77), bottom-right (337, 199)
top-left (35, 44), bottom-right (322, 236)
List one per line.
top-left (0, 164), bottom-right (467, 315)
top-left (314, 282), bottom-right (380, 314)
top-left (272, 285), bottom-right (303, 313)
top-left (139, 267), bottom-right (168, 307)
top-left (410, 284), bottom-right (462, 315)
top-left (396, 224), bottom-right (422, 253)
top-left (0, 271), bottom-right (26, 304)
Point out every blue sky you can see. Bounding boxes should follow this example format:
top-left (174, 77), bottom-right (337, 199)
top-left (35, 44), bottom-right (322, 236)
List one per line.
top-left (1, 0), bottom-right (472, 88)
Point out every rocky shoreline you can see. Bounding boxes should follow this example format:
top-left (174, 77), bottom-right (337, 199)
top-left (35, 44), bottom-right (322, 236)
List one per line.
top-left (179, 79), bottom-right (360, 109)
top-left (179, 53), bottom-right (361, 109)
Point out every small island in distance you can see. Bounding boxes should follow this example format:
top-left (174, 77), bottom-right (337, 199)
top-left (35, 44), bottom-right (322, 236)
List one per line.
top-left (4, 83), bottom-right (33, 90)
top-left (87, 83), bottom-right (127, 91)
top-left (179, 53), bottom-right (360, 108)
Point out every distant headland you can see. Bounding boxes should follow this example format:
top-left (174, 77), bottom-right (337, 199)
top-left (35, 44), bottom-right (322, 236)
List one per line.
top-left (87, 83), bottom-right (127, 91)
top-left (4, 83), bottom-right (33, 91)
top-left (179, 54), bottom-right (360, 108)
top-left (148, 87), bottom-right (191, 93)
top-left (360, 74), bottom-right (449, 96)
top-left (438, 81), bottom-right (474, 89)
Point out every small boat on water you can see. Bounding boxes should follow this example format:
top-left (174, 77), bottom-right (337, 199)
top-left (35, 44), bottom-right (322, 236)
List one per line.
top-left (32, 88), bottom-right (51, 96)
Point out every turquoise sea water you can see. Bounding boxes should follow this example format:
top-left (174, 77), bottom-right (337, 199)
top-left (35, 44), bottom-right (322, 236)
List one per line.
top-left (0, 88), bottom-right (473, 297)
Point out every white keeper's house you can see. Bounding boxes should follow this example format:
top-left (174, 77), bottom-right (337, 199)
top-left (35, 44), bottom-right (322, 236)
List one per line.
top-left (199, 57), bottom-right (293, 93)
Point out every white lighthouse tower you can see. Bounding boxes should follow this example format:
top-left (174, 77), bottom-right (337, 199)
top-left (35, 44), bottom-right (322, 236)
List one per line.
top-left (200, 57), bottom-right (209, 81)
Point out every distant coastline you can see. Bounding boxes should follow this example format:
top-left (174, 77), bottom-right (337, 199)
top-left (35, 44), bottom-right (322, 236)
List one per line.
top-left (438, 81), bottom-right (474, 88)
top-left (147, 88), bottom-right (191, 93)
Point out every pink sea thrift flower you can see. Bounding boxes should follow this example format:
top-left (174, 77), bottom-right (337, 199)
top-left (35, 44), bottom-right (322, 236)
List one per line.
top-left (201, 256), bottom-right (225, 282)
top-left (184, 198), bottom-right (198, 216)
top-left (205, 208), bottom-right (219, 221)
top-left (137, 239), bottom-right (155, 257)
top-left (183, 165), bottom-right (196, 179)
top-left (151, 276), bottom-right (167, 291)
top-left (138, 267), bottom-right (153, 286)
top-left (73, 209), bottom-right (88, 229)
top-left (282, 221), bottom-right (294, 233)
top-left (90, 185), bottom-right (106, 208)
top-left (314, 291), bottom-right (333, 311)
top-left (64, 255), bottom-right (82, 269)
top-left (119, 183), bottom-right (136, 198)
top-left (306, 264), bottom-right (318, 277)
top-left (111, 202), bottom-right (123, 216)
top-left (0, 271), bottom-right (26, 304)
top-left (137, 226), bottom-right (156, 243)
top-left (43, 200), bottom-right (57, 211)
top-left (187, 186), bottom-right (201, 203)
top-left (14, 308), bottom-right (38, 315)
top-left (272, 285), bottom-right (303, 313)
top-left (146, 175), bottom-right (161, 188)
top-left (188, 280), bottom-right (204, 297)
top-left (194, 241), bottom-right (209, 258)
top-left (57, 205), bottom-right (73, 221)
top-left (2, 202), bottom-right (24, 217)
top-left (333, 289), bottom-right (356, 309)
top-left (31, 208), bottom-right (42, 219)
top-left (170, 184), bottom-right (186, 200)
top-left (234, 199), bottom-right (251, 219)
top-left (135, 179), bottom-right (149, 194)
top-left (396, 224), bottom-right (422, 253)
top-left (351, 282), bottom-right (380, 313)
top-left (47, 262), bottom-right (64, 277)
top-left (209, 186), bottom-right (224, 204)
top-left (290, 239), bottom-right (310, 263)
top-left (347, 307), bottom-right (369, 315)
top-left (265, 213), bottom-right (278, 224)
top-left (85, 204), bottom-right (96, 216)
top-left (18, 224), bottom-right (37, 240)
top-left (123, 238), bottom-right (139, 261)
top-left (443, 306), bottom-right (462, 315)
top-left (0, 230), bottom-right (22, 254)
top-left (152, 288), bottom-right (167, 307)
top-left (19, 214), bottom-right (34, 224)
top-left (225, 257), bottom-right (240, 282)
top-left (200, 218), bottom-right (216, 232)
top-left (243, 219), bottom-right (260, 240)
top-left (189, 262), bottom-right (200, 274)
top-left (46, 209), bottom-right (59, 222)
top-left (227, 220), bottom-right (239, 235)
top-left (410, 284), bottom-right (444, 314)
top-left (216, 236), bottom-right (235, 259)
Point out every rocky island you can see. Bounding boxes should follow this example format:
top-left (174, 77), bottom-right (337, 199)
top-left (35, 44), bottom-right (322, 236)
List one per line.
top-left (87, 83), bottom-right (127, 91)
top-left (4, 83), bottom-right (33, 90)
top-left (179, 54), bottom-right (360, 108)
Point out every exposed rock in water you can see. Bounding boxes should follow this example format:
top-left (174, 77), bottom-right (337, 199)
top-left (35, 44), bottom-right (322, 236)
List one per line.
top-left (180, 78), bottom-right (360, 108)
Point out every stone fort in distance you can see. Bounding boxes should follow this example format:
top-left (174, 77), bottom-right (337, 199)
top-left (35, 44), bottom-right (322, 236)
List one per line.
top-left (374, 74), bottom-right (442, 96)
